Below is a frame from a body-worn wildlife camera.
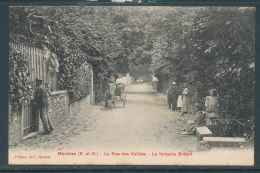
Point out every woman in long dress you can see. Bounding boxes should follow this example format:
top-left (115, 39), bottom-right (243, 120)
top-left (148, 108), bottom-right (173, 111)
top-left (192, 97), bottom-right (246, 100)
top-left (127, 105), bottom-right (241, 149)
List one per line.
top-left (177, 84), bottom-right (183, 111)
top-left (181, 83), bottom-right (190, 115)
top-left (177, 95), bottom-right (182, 111)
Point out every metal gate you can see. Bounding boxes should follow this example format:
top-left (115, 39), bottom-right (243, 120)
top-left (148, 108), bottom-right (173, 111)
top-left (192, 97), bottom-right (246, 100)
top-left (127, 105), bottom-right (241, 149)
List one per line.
top-left (22, 103), bottom-right (32, 136)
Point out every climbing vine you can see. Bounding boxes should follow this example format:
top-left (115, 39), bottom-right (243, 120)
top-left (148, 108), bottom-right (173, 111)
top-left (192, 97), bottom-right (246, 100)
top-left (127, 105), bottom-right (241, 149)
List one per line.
top-left (71, 63), bottom-right (92, 102)
top-left (57, 52), bottom-right (93, 102)
top-left (9, 44), bottom-right (34, 106)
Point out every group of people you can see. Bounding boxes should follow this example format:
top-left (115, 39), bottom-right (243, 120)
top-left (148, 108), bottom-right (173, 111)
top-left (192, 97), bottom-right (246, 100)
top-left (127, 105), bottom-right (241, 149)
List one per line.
top-left (167, 81), bottom-right (220, 135)
top-left (167, 82), bottom-right (190, 115)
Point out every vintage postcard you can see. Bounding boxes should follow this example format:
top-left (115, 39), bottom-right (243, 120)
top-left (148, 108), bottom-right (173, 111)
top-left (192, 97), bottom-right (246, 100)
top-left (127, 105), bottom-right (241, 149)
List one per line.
top-left (8, 5), bottom-right (255, 165)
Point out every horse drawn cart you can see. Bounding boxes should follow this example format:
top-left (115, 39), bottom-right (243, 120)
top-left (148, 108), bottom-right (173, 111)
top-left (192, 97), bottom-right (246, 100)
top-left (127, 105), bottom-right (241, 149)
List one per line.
top-left (105, 83), bottom-right (127, 109)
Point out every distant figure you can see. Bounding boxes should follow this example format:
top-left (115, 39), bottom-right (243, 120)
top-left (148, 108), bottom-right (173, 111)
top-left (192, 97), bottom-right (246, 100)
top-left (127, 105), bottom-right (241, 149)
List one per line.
top-left (205, 89), bottom-right (219, 126)
top-left (34, 79), bottom-right (53, 135)
top-left (181, 83), bottom-right (190, 115)
top-left (105, 82), bottom-right (116, 109)
top-left (167, 82), bottom-right (178, 111)
top-left (167, 84), bottom-right (171, 108)
top-left (136, 77), bottom-right (143, 84)
top-left (177, 84), bottom-right (183, 111)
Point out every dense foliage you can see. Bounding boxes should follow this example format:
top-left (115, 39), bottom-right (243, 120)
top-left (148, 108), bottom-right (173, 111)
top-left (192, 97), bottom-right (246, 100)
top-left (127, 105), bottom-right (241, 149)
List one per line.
top-left (10, 6), bottom-right (255, 138)
top-left (9, 45), bottom-right (34, 106)
top-left (149, 7), bottom-right (255, 119)
top-left (10, 6), bottom-right (127, 103)
top-left (148, 7), bottom-right (255, 139)
top-left (66, 62), bottom-right (93, 102)
top-left (191, 8), bottom-right (255, 119)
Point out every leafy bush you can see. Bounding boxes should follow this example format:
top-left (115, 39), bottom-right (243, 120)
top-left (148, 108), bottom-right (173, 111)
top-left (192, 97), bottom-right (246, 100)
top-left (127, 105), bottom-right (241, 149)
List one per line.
top-left (71, 63), bottom-right (92, 102)
top-left (57, 53), bottom-right (93, 102)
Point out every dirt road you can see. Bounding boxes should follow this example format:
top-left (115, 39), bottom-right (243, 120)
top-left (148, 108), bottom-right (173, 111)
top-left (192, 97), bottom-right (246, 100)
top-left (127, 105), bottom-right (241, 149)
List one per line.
top-left (10, 83), bottom-right (199, 152)
top-left (9, 83), bottom-right (254, 165)
top-left (66, 83), bottom-right (199, 151)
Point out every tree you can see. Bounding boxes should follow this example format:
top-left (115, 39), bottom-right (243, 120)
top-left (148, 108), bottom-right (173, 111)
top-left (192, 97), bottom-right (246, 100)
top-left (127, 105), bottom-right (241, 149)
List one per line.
top-left (10, 6), bottom-right (127, 103)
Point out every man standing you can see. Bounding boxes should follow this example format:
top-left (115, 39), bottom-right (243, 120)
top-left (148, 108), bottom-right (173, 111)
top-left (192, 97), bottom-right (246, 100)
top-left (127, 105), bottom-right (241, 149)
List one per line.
top-left (167, 82), bottom-right (178, 111)
top-left (167, 84), bottom-right (173, 109)
top-left (171, 82), bottom-right (179, 111)
top-left (34, 79), bottom-right (54, 134)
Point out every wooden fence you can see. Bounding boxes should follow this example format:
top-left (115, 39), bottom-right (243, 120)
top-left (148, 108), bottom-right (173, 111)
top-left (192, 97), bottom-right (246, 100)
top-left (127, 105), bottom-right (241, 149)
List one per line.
top-left (10, 42), bottom-right (47, 136)
top-left (10, 42), bottom-right (47, 81)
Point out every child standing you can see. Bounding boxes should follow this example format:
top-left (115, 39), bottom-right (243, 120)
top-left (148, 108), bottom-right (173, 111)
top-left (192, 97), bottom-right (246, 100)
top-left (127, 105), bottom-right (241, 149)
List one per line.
top-left (205, 89), bottom-right (219, 126)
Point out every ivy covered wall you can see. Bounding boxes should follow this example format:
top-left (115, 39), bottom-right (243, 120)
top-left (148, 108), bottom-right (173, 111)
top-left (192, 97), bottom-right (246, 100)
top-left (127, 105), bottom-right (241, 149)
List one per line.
top-left (9, 45), bottom-right (34, 107)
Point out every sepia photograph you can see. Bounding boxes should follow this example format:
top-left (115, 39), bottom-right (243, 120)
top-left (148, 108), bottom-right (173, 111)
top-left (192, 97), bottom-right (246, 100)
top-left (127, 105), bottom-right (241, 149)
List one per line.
top-left (8, 5), bottom-right (255, 165)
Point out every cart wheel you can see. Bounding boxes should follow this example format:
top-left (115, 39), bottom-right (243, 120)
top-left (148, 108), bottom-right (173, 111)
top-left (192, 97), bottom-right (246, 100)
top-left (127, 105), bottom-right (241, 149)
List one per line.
top-left (121, 93), bottom-right (126, 100)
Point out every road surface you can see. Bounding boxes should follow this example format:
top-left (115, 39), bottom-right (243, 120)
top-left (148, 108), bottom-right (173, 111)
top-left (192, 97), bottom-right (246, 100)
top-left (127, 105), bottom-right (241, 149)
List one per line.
top-left (10, 83), bottom-right (199, 152)
top-left (9, 84), bottom-right (253, 165)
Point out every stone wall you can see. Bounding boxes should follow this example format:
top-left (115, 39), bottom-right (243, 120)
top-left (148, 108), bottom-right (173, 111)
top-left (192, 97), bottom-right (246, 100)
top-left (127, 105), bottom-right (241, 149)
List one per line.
top-left (48, 90), bottom-right (70, 130)
top-left (9, 90), bottom-right (70, 146)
